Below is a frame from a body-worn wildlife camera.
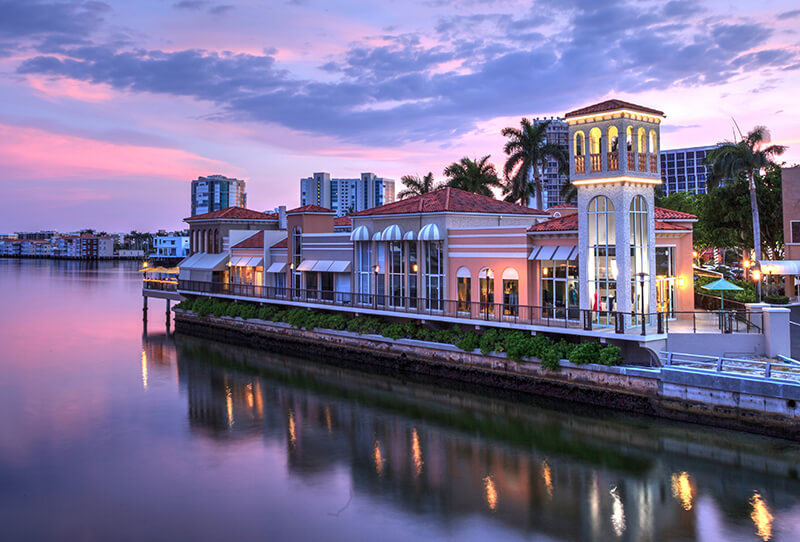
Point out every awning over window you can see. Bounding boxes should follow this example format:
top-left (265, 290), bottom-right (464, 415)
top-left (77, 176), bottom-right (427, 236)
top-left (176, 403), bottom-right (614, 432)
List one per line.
top-left (529, 245), bottom-right (577, 261)
top-left (266, 262), bottom-right (286, 274)
top-left (372, 232), bottom-right (382, 241)
top-left (419, 223), bottom-right (443, 241)
top-left (297, 260), bottom-right (316, 271)
top-left (179, 252), bottom-right (229, 271)
top-left (381, 224), bottom-right (404, 241)
top-left (350, 225), bottom-right (370, 241)
top-left (403, 230), bottom-right (416, 241)
top-left (328, 260), bottom-right (352, 273)
top-left (232, 256), bottom-right (263, 267)
top-left (759, 260), bottom-right (800, 275)
top-left (312, 260), bottom-right (334, 272)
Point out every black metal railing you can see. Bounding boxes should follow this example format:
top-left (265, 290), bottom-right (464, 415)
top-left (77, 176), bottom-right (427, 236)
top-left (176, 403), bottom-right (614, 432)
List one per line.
top-left (143, 279), bottom-right (178, 292)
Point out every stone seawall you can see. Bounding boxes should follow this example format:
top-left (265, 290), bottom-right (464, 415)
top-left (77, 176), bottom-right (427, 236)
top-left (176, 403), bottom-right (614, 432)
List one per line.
top-left (174, 311), bottom-right (800, 440)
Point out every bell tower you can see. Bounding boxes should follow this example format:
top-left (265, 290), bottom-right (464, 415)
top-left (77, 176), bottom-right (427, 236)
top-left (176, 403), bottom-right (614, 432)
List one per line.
top-left (566, 99), bottom-right (664, 328)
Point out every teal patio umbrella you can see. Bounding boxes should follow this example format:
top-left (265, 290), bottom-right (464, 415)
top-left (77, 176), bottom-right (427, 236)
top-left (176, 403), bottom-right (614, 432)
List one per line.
top-left (702, 278), bottom-right (743, 310)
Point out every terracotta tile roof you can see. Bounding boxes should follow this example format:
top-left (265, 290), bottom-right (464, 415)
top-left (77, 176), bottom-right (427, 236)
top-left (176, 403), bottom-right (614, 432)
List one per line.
top-left (546, 203), bottom-right (577, 211)
top-left (334, 216), bottom-right (352, 226)
top-left (352, 187), bottom-right (550, 217)
top-left (270, 237), bottom-right (288, 249)
top-left (565, 99), bottom-right (664, 119)
top-left (654, 207), bottom-right (696, 220)
top-left (654, 221), bottom-right (689, 231)
top-left (232, 231), bottom-right (264, 249)
top-left (287, 204), bottom-right (335, 214)
top-left (528, 214), bottom-right (578, 232)
top-left (185, 207), bottom-right (278, 221)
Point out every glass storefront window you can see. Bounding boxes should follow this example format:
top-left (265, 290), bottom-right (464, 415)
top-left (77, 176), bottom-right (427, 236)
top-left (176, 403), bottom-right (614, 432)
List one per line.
top-left (479, 268), bottom-right (494, 315)
top-left (457, 267), bottom-right (471, 313)
top-left (588, 196), bottom-right (617, 325)
top-left (541, 259), bottom-right (579, 320)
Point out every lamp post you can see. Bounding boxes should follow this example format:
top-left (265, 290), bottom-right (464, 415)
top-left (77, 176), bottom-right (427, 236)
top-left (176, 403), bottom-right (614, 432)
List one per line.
top-left (752, 268), bottom-right (762, 303)
top-left (373, 264), bottom-right (380, 309)
top-left (637, 271), bottom-right (648, 336)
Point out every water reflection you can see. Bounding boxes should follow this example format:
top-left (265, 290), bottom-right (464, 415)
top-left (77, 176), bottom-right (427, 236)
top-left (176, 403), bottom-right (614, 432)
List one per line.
top-left (166, 333), bottom-right (800, 541)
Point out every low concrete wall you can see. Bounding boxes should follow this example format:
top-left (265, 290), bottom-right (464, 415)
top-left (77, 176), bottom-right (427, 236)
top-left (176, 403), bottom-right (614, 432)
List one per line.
top-left (174, 310), bottom-right (800, 440)
top-left (666, 332), bottom-right (764, 358)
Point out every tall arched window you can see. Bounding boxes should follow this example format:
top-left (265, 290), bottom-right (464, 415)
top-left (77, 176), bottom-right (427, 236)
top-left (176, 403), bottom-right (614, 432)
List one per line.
top-left (630, 195), bottom-right (650, 321)
top-left (457, 267), bottom-right (471, 313)
top-left (574, 131), bottom-right (585, 156)
top-left (607, 126), bottom-right (619, 170)
top-left (589, 127), bottom-right (602, 172)
top-left (479, 268), bottom-right (494, 315)
top-left (588, 196), bottom-right (616, 325)
top-left (502, 268), bottom-right (519, 317)
top-left (626, 126), bottom-right (633, 151)
top-left (425, 241), bottom-right (443, 310)
top-left (649, 130), bottom-right (658, 173)
top-left (637, 127), bottom-right (647, 171)
top-left (292, 226), bottom-right (302, 296)
top-left (388, 241), bottom-right (404, 306)
top-left (574, 131), bottom-right (585, 173)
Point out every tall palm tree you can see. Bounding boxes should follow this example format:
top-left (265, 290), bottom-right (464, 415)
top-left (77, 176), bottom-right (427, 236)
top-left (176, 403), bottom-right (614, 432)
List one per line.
top-left (501, 118), bottom-right (569, 209)
top-left (705, 126), bottom-right (786, 298)
top-left (559, 179), bottom-right (577, 204)
top-left (398, 172), bottom-right (438, 199)
top-left (443, 156), bottom-right (502, 198)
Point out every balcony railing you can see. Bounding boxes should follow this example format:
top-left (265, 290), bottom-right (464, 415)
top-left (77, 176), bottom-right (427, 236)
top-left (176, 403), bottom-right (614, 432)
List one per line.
top-left (143, 279), bottom-right (178, 292)
top-left (589, 153), bottom-right (602, 172)
top-left (607, 151), bottom-right (619, 171)
top-left (650, 155), bottom-right (658, 173)
top-left (638, 154), bottom-right (647, 171)
top-left (174, 280), bottom-right (760, 337)
top-left (627, 151), bottom-right (634, 170)
top-left (574, 155), bottom-right (585, 174)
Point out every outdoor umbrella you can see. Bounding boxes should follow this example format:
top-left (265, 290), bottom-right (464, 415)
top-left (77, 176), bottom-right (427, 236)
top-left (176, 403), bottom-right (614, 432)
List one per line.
top-left (701, 278), bottom-right (743, 310)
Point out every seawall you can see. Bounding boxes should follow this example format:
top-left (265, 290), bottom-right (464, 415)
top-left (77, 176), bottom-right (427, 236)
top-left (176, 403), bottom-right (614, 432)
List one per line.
top-left (174, 310), bottom-right (800, 441)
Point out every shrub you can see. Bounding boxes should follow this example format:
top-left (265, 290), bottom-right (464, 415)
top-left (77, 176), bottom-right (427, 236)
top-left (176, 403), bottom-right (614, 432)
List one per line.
top-left (257, 305), bottom-right (278, 321)
top-left (239, 304), bottom-right (257, 319)
top-left (319, 313), bottom-right (348, 330)
top-left (210, 299), bottom-right (231, 317)
top-left (764, 294), bottom-right (789, 305)
top-left (540, 346), bottom-right (561, 371)
top-left (504, 331), bottom-right (531, 362)
top-left (456, 331), bottom-right (480, 352)
top-left (479, 328), bottom-right (505, 354)
top-left (568, 341), bottom-right (602, 365)
top-left (528, 335), bottom-right (552, 360)
top-left (347, 316), bottom-right (382, 335)
top-left (382, 323), bottom-right (406, 340)
top-left (414, 327), bottom-right (433, 342)
top-left (598, 345), bottom-right (622, 366)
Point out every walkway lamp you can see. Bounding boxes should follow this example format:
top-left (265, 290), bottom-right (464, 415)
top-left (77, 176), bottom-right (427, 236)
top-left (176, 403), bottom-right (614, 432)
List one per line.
top-left (752, 268), bottom-right (762, 303)
top-left (373, 265), bottom-right (380, 308)
top-left (637, 271), bottom-right (648, 336)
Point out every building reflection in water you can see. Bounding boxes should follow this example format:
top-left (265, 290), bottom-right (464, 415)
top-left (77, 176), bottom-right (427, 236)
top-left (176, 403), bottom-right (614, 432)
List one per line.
top-left (164, 334), bottom-right (800, 542)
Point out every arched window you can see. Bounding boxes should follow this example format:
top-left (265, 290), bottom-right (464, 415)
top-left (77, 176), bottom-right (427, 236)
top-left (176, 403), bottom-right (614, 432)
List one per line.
top-left (574, 131), bottom-right (585, 156)
top-left (607, 126), bottom-right (619, 170)
top-left (630, 195), bottom-right (650, 321)
top-left (502, 268), bottom-right (519, 316)
top-left (588, 196), bottom-right (616, 325)
top-left (650, 130), bottom-right (657, 154)
top-left (479, 268), bottom-right (494, 315)
top-left (626, 126), bottom-right (633, 152)
top-left (589, 127), bottom-right (602, 172)
top-left (425, 241), bottom-right (443, 310)
top-left (388, 240), bottom-right (404, 306)
top-left (292, 226), bottom-right (302, 295)
top-left (638, 127), bottom-right (647, 153)
top-left (457, 267), bottom-right (471, 312)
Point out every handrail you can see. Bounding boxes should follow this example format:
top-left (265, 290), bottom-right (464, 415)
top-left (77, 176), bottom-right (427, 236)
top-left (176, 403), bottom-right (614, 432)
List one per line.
top-left (662, 350), bottom-right (800, 382)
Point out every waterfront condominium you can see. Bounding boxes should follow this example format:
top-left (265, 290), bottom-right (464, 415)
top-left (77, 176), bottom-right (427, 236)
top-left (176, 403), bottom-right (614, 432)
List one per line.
top-left (659, 145), bottom-right (721, 195)
top-left (300, 172), bottom-right (395, 216)
top-left (191, 175), bottom-right (247, 216)
top-left (527, 117), bottom-right (570, 209)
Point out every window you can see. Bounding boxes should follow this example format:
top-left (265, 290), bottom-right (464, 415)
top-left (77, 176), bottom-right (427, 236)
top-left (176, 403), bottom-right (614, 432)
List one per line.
top-left (792, 221), bottom-right (800, 244)
top-left (655, 246), bottom-right (676, 318)
top-left (356, 242), bottom-right (372, 304)
top-left (388, 241), bottom-right (404, 307)
top-left (630, 195), bottom-right (650, 322)
top-left (502, 268), bottom-right (519, 317)
top-left (409, 243), bottom-right (418, 308)
top-left (541, 259), bottom-right (579, 320)
top-left (425, 241), bottom-right (443, 310)
top-left (457, 267), bottom-right (471, 312)
top-left (588, 196), bottom-right (617, 325)
top-left (292, 226), bottom-right (302, 296)
top-left (479, 268), bottom-right (494, 315)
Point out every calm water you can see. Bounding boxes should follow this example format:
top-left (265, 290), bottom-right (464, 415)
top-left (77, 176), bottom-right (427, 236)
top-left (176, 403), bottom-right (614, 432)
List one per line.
top-left (1, 259), bottom-right (800, 541)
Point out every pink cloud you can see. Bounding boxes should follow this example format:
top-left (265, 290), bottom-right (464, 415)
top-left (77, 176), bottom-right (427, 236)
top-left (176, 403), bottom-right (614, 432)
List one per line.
top-left (26, 75), bottom-right (114, 103)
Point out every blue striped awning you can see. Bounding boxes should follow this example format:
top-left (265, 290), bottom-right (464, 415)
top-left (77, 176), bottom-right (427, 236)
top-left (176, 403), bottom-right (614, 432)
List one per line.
top-left (418, 223), bottom-right (443, 241)
top-left (350, 225), bottom-right (370, 242)
top-left (381, 224), bottom-right (404, 241)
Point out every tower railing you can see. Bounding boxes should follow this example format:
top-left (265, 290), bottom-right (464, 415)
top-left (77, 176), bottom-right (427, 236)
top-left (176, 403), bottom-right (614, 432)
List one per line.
top-left (607, 152), bottom-right (618, 171)
top-left (638, 154), bottom-right (647, 172)
top-left (650, 155), bottom-right (658, 173)
top-left (627, 151), bottom-right (635, 170)
top-left (590, 154), bottom-right (602, 173)
top-left (574, 155), bottom-right (585, 174)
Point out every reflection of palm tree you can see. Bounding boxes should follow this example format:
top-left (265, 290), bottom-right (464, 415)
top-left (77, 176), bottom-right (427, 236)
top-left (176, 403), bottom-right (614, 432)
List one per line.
top-left (501, 118), bottom-right (569, 209)
top-left (398, 172), bottom-right (438, 199)
top-left (705, 126), bottom-right (786, 298)
top-left (443, 156), bottom-right (502, 198)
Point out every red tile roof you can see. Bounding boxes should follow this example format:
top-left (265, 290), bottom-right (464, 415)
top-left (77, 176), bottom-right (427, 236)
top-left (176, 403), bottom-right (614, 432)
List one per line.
top-left (654, 221), bottom-right (689, 231)
top-left (287, 204), bottom-right (335, 214)
top-left (334, 216), bottom-right (352, 226)
top-left (529, 213), bottom-right (693, 232)
top-left (232, 231), bottom-right (264, 249)
top-left (270, 237), bottom-right (288, 249)
top-left (564, 99), bottom-right (664, 119)
top-left (185, 207), bottom-right (278, 221)
top-left (654, 207), bottom-right (697, 220)
top-left (352, 187), bottom-right (550, 217)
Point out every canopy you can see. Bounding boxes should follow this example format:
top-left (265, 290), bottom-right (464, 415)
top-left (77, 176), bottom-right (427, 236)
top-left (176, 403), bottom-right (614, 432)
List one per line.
top-left (266, 262), bottom-right (287, 274)
top-left (702, 277), bottom-right (742, 310)
top-left (381, 224), bottom-right (404, 242)
top-left (231, 256), bottom-right (263, 267)
top-left (403, 230), bottom-right (416, 241)
top-left (297, 260), bottom-right (316, 272)
top-left (328, 260), bottom-right (352, 273)
top-left (350, 225), bottom-right (370, 242)
top-left (759, 260), bottom-right (800, 275)
top-left (419, 223), bottom-right (443, 241)
top-left (178, 252), bottom-right (229, 271)
top-left (529, 245), bottom-right (577, 261)
top-left (312, 260), bottom-right (334, 272)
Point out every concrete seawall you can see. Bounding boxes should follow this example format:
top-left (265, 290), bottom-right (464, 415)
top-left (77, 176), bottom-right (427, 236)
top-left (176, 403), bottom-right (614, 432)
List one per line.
top-left (174, 310), bottom-right (800, 440)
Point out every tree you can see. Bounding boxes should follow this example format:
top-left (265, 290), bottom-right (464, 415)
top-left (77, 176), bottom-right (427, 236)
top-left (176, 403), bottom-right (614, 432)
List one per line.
top-left (501, 118), bottom-right (569, 209)
top-left (398, 172), bottom-right (439, 199)
top-left (559, 179), bottom-right (577, 204)
top-left (443, 156), bottom-right (502, 197)
top-left (705, 126), bottom-right (786, 296)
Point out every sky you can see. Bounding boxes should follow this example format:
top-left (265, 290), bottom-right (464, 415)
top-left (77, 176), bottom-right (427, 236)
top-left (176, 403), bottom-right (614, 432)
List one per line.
top-left (1, 0), bottom-right (799, 233)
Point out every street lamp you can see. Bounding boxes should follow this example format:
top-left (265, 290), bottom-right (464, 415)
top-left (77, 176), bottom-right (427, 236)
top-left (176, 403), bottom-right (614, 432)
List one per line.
top-left (637, 271), bottom-right (648, 336)
top-left (751, 268), bottom-right (762, 302)
top-left (373, 264), bottom-right (380, 308)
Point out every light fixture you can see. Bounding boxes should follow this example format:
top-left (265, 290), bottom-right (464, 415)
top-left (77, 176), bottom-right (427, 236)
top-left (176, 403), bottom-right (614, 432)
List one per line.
top-left (751, 269), bottom-right (761, 281)
top-left (691, 250), bottom-right (698, 259)
top-left (677, 276), bottom-right (686, 288)
top-left (743, 259), bottom-right (751, 269)
top-left (290, 262), bottom-right (294, 270)
top-left (543, 267), bottom-right (548, 276)
top-left (374, 265), bottom-right (380, 273)
top-left (412, 264), bottom-right (418, 273)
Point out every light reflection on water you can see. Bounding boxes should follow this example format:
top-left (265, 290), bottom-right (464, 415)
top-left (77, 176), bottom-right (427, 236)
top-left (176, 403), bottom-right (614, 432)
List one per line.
top-left (1, 259), bottom-right (800, 542)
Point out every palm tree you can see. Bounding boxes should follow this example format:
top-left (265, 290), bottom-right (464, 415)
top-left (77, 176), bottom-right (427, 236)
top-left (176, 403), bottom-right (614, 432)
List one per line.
top-left (398, 172), bottom-right (438, 199)
top-left (443, 156), bottom-right (502, 197)
top-left (501, 118), bottom-right (569, 209)
top-left (559, 179), bottom-right (577, 204)
top-left (705, 126), bottom-right (786, 299)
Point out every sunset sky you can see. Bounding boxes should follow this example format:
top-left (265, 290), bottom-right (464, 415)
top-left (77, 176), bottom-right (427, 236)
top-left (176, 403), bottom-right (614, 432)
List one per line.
top-left (1, 0), bottom-right (799, 232)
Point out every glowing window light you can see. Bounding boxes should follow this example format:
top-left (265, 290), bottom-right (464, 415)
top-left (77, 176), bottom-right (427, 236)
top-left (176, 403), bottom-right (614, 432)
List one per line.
top-left (412, 428), bottom-right (423, 477)
top-left (750, 492), bottom-right (774, 541)
top-left (542, 460), bottom-right (553, 499)
top-left (484, 475), bottom-right (497, 511)
top-left (670, 472), bottom-right (693, 511)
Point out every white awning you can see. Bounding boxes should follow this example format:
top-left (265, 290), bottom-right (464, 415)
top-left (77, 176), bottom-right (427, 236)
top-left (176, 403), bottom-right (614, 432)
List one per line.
top-left (529, 245), bottom-right (576, 261)
top-left (530, 246), bottom-right (556, 260)
top-left (419, 223), bottom-right (443, 241)
top-left (372, 232), bottom-right (382, 241)
top-left (350, 225), bottom-right (370, 242)
top-left (266, 262), bottom-right (286, 274)
top-left (381, 224), bottom-right (404, 241)
top-left (328, 260), bottom-right (352, 272)
top-left (403, 230), bottom-right (416, 241)
top-left (760, 260), bottom-right (800, 275)
top-left (553, 246), bottom-right (577, 260)
top-left (241, 256), bottom-right (264, 267)
top-left (297, 260), bottom-right (316, 271)
top-left (180, 252), bottom-right (229, 271)
top-left (312, 260), bottom-right (334, 272)
top-left (178, 252), bottom-right (203, 268)
top-left (229, 256), bottom-right (248, 267)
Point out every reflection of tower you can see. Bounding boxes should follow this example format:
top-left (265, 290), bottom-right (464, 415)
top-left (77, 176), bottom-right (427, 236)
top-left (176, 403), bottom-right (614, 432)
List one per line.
top-left (568, 100), bottom-right (662, 325)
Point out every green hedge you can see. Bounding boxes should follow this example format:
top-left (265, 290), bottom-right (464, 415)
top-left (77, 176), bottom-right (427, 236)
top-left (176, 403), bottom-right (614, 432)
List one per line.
top-left (763, 294), bottom-right (790, 305)
top-left (694, 275), bottom-right (756, 303)
top-left (175, 297), bottom-right (622, 370)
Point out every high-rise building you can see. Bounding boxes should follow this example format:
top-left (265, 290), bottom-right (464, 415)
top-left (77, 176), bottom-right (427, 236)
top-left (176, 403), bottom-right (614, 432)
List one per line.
top-left (191, 175), bottom-right (247, 216)
top-left (526, 117), bottom-right (569, 209)
top-left (659, 145), bottom-right (721, 195)
top-left (300, 172), bottom-right (395, 216)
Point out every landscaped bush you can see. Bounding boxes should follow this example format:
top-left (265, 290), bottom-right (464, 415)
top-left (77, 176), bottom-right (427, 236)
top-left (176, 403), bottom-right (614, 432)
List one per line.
top-left (456, 331), bottom-right (480, 352)
top-left (479, 328), bottom-right (506, 354)
top-left (540, 346), bottom-right (562, 371)
top-left (567, 341), bottom-right (602, 365)
top-left (598, 345), bottom-right (622, 366)
top-left (764, 294), bottom-right (790, 305)
top-left (381, 323), bottom-right (406, 340)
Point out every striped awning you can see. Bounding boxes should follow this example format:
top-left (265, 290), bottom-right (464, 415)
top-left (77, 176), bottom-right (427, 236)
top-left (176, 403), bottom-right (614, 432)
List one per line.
top-left (381, 224), bottom-right (404, 241)
top-left (350, 225), bottom-right (370, 242)
top-left (232, 256), bottom-right (263, 267)
top-left (266, 262), bottom-right (286, 274)
top-left (328, 260), bottom-right (351, 272)
top-left (529, 245), bottom-right (577, 260)
top-left (372, 232), bottom-right (382, 241)
top-left (297, 260), bottom-right (316, 271)
top-left (312, 260), bottom-right (334, 272)
top-left (403, 230), bottom-right (416, 241)
top-left (418, 223), bottom-right (443, 241)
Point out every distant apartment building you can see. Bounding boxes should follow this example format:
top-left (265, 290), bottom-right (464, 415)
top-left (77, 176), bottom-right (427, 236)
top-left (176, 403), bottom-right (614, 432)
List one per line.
top-left (659, 145), bottom-right (721, 195)
top-left (191, 175), bottom-right (247, 216)
top-left (54, 233), bottom-right (114, 259)
top-left (526, 117), bottom-right (569, 209)
top-left (300, 172), bottom-right (395, 216)
top-left (153, 235), bottom-right (190, 259)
